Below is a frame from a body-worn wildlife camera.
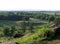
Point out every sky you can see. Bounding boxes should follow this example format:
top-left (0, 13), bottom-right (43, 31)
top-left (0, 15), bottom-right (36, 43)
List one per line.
top-left (0, 0), bottom-right (60, 11)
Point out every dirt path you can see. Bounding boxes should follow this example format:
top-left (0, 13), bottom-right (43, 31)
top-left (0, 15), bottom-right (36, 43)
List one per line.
top-left (1, 41), bottom-right (16, 44)
top-left (47, 40), bottom-right (60, 44)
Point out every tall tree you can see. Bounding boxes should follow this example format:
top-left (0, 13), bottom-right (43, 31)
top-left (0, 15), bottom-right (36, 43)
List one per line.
top-left (21, 16), bottom-right (26, 33)
top-left (29, 19), bottom-right (34, 33)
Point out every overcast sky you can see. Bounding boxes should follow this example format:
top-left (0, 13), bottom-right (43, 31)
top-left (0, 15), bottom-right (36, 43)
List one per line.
top-left (0, 0), bottom-right (60, 11)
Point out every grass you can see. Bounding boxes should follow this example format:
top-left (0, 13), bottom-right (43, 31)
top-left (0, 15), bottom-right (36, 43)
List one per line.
top-left (0, 37), bottom-right (8, 42)
top-left (12, 27), bottom-right (54, 44)
top-left (0, 27), bottom-right (54, 44)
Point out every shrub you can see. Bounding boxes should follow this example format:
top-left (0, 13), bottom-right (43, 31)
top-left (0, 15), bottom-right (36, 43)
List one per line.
top-left (14, 27), bottom-right (55, 44)
top-left (39, 27), bottom-right (55, 39)
top-left (3, 26), bottom-right (16, 37)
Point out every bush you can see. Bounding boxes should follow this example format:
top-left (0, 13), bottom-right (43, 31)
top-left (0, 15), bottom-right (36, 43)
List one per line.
top-left (14, 27), bottom-right (55, 44)
top-left (40, 27), bottom-right (55, 39)
top-left (3, 26), bottom-right (16, 37)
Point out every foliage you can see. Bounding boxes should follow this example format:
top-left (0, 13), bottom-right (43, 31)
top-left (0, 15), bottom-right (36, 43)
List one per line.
top-left (14, 27), bottom-right (54, 44)
top-left (20, 19), bottom-right (26, 33)
top-left (0, 11), bottom-right (58, 44)
top-left (3, 26), bottom-right (16, 37)
top-left (29, 20), bottom-right (34, 33)
top-left (54, 17), bottom-right (60, 25)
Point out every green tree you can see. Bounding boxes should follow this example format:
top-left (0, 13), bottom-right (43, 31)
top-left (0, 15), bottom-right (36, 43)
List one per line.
top-left (28, 18), bottom-right (34, 33)
top-left (3, 27), bottom-right (10, 37)
top-left (21, 17), bottom-right (26, 33)
top-left (10, 26), bottom-right (16, 36)
top-left (29, 21), bottom-right (34, 33)
top-left (3, 26), bottom-right (15, 37)
top-left (54, 17), bottom-right (60, 25)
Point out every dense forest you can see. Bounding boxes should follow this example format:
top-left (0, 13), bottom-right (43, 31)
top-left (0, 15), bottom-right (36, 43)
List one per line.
top-left (0, 11), bottom-right (57, 21)
top-left (0, 11), bottom-right (60, 44)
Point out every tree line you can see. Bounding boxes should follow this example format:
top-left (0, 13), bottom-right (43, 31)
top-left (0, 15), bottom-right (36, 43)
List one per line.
top-left (0, 12), bottom-right (58, 21)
